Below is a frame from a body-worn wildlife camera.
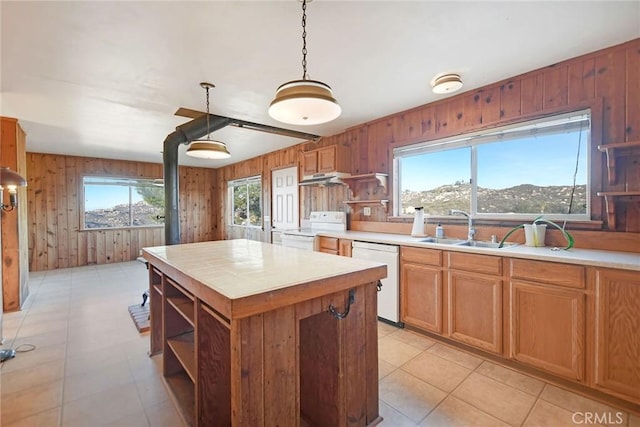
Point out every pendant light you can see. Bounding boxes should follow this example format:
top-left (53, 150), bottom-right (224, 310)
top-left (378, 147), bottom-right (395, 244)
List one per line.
top-left (186, 82), bottom-right (231, 159)
top-left (268, 0), bottom-right (341, 126)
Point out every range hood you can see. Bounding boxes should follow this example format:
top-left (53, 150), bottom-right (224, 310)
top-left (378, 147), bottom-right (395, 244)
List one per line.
top-left (299, 172), bottom-right (351, 187)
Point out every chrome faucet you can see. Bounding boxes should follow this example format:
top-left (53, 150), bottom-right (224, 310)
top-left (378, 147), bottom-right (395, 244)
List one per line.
top-left (450, 209), bottom-right (476, 241)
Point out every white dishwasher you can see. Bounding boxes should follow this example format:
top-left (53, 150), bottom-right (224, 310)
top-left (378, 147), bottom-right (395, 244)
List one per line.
top-left (351, 241), bottom-right (400, 324)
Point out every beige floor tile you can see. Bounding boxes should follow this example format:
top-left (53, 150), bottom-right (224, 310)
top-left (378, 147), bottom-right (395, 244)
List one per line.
top-left (144, 400), bottom-right (188, 427)
top-left (452, 372), bottom-right (536, 425)
top-left (64, 344), bottom-right (130, 378)
top-left (135, 374), bottom-right (171, 408)
top-left (425, 343), bottom-right (482, 370)
top-left (15, 319), bottom-right (68, 337)
top-left (379, 400), bottom-right (418, 426)
top-left (127, 353), bottom-right (164, 382)
top-left (420, 396), bottom-right (510, 427)
top-left (402, 351), bottom-right (472, 392)
top-left (1, 359), bottom-right (64, 396)
top-left (378, 336), bottom-right (422, 367)
top-left (380, 370), bottom-right (447, 423)
top-left (1, 379), bottom-right (63, 425)
top-left (378, 322), bottom-right (400, 338)
top-left (387, 329), bottom-right (437, 350)
top-left (104, 410), bottom-right (150, 427)
top-left (540, 385), bottom-right (628, 424)
top-left (11, 328), bottom-right (68, 349)
top-left (1, 406), bottom-right (61, 427)
top-left (63, 359), bottom-right (135, 403)
top-left (62, 383), bottom-right (144, 426)
top-left (524, 399), bottom-right (594, 427)
top-left (0, 343), bottom-right (66, 374)
top-left (476, 361), bottom-right (545, 396)
top-left (379, 358), bottom-right (396, 380)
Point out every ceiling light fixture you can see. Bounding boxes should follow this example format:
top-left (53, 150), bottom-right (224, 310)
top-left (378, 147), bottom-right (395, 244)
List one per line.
top-left (186, 82), bottom-right (231, 160)
top-left (432, 73), bottom-right (463, 95)
top-left (268, 0), bottom-right (341, 126)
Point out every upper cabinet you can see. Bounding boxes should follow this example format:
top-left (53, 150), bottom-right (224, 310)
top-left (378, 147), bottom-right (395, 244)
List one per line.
top-left (301, 145), bottom-right (351, 176)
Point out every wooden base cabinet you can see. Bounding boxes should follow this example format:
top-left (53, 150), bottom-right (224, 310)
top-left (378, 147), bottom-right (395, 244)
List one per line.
top-left (510, 280), bottom-right (585, 381)
top-left (447, 252), bottom-right (503, 354)
top-left (400, 247), bottom-right (443, 333)
top-left (593, 268), bottom-right (640, 403)
top-left (317, 237), bottom-right (352, 257)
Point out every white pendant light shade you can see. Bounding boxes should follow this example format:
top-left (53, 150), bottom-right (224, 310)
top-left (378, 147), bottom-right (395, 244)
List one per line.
top-left (269, 80), bottom-right (341, 126)
top-left (432, 74), bottom-right (463, 94)
top-left (186, 141), bottom-right (231, 159)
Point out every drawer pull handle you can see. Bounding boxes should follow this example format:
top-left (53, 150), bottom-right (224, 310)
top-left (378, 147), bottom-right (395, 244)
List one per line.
top-left (377, 280), bottom-right (383, 292)
top-left (329, 289), bottom-right (355, 320)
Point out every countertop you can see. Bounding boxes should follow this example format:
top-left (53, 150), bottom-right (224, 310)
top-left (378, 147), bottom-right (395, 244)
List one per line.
top-left (317, 230), bottom-right (640, 271)
top-left (143, 239), bottom-right (387, 300)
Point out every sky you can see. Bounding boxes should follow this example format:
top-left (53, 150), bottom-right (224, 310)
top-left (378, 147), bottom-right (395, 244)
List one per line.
top-left (84, 185), bottom-right (144, 211)
top-left (400, 130), bottom-right (588, 192)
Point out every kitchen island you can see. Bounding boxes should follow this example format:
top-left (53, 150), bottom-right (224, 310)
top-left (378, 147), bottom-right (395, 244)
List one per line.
top-left (142, 239), bottom-right (387, 427)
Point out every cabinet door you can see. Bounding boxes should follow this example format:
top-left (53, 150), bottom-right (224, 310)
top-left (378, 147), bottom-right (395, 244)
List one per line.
top-left (511, 280), bottom-right (585, 381)
top-left (338, 239), bottom-right (352, 257)
top-left (318, 237), bottom-right (339, 255)
top-left (448, 271), bottom-right (502, 353)
top-left (401, 262), bottom-right (443, 333)
top-left (594, 268), bottom-right (640, 403)
top-left (303, 151), bottom-right (318, 175)
top-left (317, 146), bottom-right (336, 173)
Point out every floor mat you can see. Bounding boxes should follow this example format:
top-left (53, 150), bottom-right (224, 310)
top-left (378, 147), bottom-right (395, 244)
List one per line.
top-left (128, 303), bottom-right (150, 333)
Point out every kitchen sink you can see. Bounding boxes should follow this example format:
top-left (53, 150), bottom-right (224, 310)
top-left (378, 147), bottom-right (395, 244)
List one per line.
top-left (415, 237), bottom-right (467, 245)
top-left (454, 240), bottom-right (518, 248)
top-left (415, 237), bottom-right (517, 248)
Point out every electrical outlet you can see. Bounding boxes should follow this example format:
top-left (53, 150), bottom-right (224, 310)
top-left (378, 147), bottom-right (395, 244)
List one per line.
top-left (363, 207), bottom-right (372, 216)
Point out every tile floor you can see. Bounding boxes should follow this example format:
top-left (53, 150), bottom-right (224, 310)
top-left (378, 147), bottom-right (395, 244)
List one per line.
top-left (0, 261), bottom-right (637, 426)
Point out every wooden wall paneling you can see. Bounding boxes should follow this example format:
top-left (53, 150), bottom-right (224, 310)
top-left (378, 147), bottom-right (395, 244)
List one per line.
top-left (462, 92), bottom-right (483, 129)
top-left (420, 105), bottom-right (436, 141)
top-left (520, 73), bottom-right (545, 115)
top-left (66, 157), bottom-right (79, 267)
top-left (56, 156), bottom-right (69, 268)
top-left (543, 65), bottom-right (569, 109)
top-left (500, 79), bottom-right (522, 121)
top-left (396, 108), bottom-right (422, 144)
top-left (595, 48), bottom-right (627, 146)
top-left (444, 96), bottom-right (465, 137)
top-left (568, 58), bottom-right (596, 104)
top-left (625, 41), bottom-right (640, 142)
top-left (433, 102), bottom-right (449, 136)
top-left (45, 156), bottom-right (58, 271)
top-left (480, 86), bottom-right (501, 125)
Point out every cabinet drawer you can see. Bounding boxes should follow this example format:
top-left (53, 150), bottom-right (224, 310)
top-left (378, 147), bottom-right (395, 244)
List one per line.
top-left (448, 252), bottom-right (502, 276)
top-left (510, 259), bottom-right (585, 289)
top-left (318, 237), bottom-right (339, 251)
top-left (401, 247), bottom-right (442, 266)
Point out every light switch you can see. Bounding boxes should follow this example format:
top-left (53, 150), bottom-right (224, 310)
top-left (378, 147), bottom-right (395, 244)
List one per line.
top-left (363, 207), bottom-right (371, 216)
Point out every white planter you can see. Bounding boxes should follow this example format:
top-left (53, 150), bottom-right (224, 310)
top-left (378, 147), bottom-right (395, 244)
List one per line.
top-left (524, 224), bottom-right (547, 247)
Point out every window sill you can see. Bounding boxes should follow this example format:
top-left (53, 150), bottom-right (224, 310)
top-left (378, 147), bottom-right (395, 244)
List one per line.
top-left (386, 216), bottom-right (604, 230)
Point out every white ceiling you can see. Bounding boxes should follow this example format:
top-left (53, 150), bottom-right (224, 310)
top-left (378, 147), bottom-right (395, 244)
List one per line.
top-left (1, 1), bottom-right (638, 168)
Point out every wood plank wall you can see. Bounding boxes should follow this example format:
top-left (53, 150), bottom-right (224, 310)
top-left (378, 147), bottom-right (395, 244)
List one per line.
top-left (214, 39), bottom-right (640, 243)
top-left (26, 154), bottom-right (217, 271)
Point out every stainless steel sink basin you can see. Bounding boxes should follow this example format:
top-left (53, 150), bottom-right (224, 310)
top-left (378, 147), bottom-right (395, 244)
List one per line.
top-left (415, 237), bottom-right (467, 245)
top-left (454, 240), bottom-right (518, 248)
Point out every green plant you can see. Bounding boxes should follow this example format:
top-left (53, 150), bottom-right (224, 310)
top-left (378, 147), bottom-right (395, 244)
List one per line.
top-left (498, 215), bottom-right (574, 250)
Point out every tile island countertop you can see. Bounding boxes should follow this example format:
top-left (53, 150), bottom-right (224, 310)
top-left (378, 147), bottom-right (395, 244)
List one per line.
top-left (143, 239), bottom-right (387, 319)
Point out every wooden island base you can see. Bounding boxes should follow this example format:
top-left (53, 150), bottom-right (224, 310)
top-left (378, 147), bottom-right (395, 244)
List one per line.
top-left (144, 240), bottom-right (386, 426)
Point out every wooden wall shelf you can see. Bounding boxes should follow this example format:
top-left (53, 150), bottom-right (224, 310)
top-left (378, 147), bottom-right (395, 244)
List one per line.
top-left (341, 173), bottom-right (388, 195)
top-left (596, 191), bottom-right (640, 230)
top-left (344, 199), bottom-right (389, 212)
top-left (597, 140), bottom-right (640, 185)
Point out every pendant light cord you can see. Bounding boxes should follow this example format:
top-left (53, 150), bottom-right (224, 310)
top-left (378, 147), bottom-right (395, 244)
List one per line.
top-left (301, 0), bottom-right (308, 80)
top-left (205, 85), bottom-right (211, 139)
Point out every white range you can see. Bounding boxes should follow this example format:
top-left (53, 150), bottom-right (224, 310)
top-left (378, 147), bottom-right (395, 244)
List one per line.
top-left (280, 211), bottom-right (347, 251)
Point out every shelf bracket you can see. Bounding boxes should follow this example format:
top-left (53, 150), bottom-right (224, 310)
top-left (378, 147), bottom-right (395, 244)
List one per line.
top-left (597, 141), bottom-right (640, 185)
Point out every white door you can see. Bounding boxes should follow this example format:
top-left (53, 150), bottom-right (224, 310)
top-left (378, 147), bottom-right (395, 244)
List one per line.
top-left (272, 166), bottom-right (299, 234)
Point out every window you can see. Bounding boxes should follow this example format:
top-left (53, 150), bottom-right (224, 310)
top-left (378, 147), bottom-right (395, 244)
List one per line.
top-left (228, 176), bottom-right (262, 227)
top-left (394, 110), bottom-right (590, 220)
top-left (83, 176), bottom-right (164, 229)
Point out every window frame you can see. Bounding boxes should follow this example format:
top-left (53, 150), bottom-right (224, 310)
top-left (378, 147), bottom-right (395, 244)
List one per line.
top-left (227, 175), bottom-right (263, 229)
top-left (80, 175), bottom-right (165, 231)
top-left (392, 109), bottom-right (592, 222)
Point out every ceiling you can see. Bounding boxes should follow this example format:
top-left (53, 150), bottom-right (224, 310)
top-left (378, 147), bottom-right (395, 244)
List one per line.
top-left (1, 1), bottom-right (638, 168)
